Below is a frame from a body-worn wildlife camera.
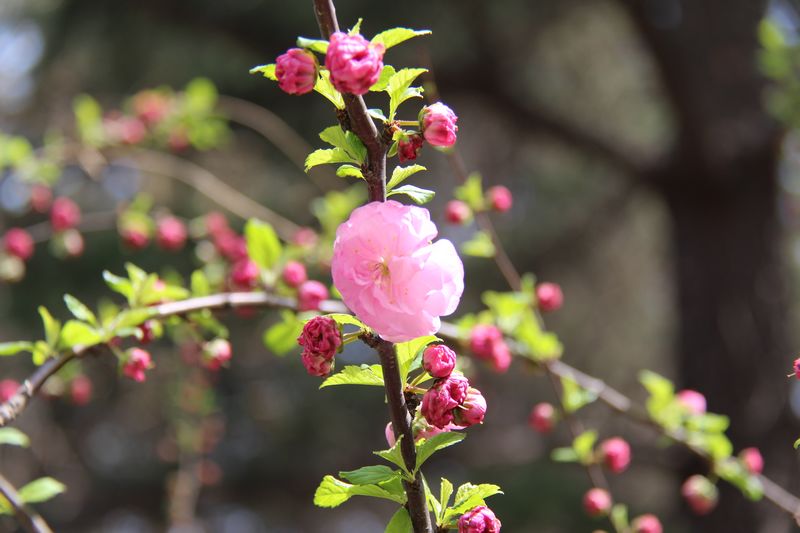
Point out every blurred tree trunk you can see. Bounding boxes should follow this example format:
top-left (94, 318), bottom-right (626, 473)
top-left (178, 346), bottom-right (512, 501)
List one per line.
top-left (623, 1), bottom-right (798, 530)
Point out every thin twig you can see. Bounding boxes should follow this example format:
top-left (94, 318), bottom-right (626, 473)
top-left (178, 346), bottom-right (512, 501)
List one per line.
top-left (0, 472), bottom-right (53, 533)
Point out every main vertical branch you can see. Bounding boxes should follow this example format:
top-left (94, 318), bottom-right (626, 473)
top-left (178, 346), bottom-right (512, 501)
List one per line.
top-left (312, 1), bottom-right (430, 530)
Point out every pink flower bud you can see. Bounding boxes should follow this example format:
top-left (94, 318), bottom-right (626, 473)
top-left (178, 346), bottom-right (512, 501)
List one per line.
top-left (51, 197), bottom-right (81, 232)
top-left (297, 280), bottom-right (329, 311)
top-left (458, 505), bottom-right (501, 533)
top-left (600, 437), bottom-right (631, 474)
top-left (120, 226), bottom-right (150, 250)
top-left (793, 357), bottom-right (800, 379)
top-left (455, 388), bottom-right (487, 427)
top-left (214, 230), bottom-right (248, 262)
top-left (384, 422), bottom-right (396, 447)
top-left (282, 260), bottom-right (308, 288)
top-left (297, 316), bottom-right (342, 360)
top-left (205, 212), bottom-right (229, 237)
top-left (70, 375), bottom-right (92, 406)
top-left (487, 186), bottom-right (512, 213)
top-left (739, 447), bottom-right (763, 474)
top-left (469, 324), bottom-right (512, 373)
top-left (3, 228), bottom-right (34, 261)
top-left (157, 216), bottom-right (187, 251)
top-left (583, 488), bottom-right (612, 517)
top-left (529, 402), bottom-right (557, 433)
top-left (123, 348), bottom-right (154, 382)
top-left (230, 258), bottom-right (259, 289)
top-left (301, 351), bottom-right (333, 377)
top-left (60, 229), bottom-right (84, 258)
top-left (292, 227), bottom-right (318, 247)
top-left (631, 514), bottom-right (662, 533)
top-left (421, 102), bottom-right (458, 147)
top-left (276, 48), bottom-right (319, 95)
top-left (421, 375), bottom-right (470, 428)
top-left (398, 134), bottom-right (424, 163)
top-left (445, 200), bottom-right (472, 225)
top-left (29, 185), bottom-right (52, 213)
top-left (0, 379), bottom-right (18, 402)
top-left (422, 344), bottom-right (457, 378)
top-left (139, 320), bottom-right (156, 344)
top-left (681, 475), bottom-right (718, 515)
top-left (676, 389), bottom-right (707, 415)
top-left (133, 90), bottom-right (170, 125)
top-left (536, 282), bottom-right (563, 312)
top-left (203, 339), bottom-right (232, 371)
top-left (325, 32), bottom-right (385, 95)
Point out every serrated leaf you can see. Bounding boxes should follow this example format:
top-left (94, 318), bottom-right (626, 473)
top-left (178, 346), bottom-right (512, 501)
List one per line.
top-left (387, 165), bottom-right (426, 191)
top-left (386, 68), bottom-right (427, 119)
top-left (0, 428), bottom-right (29, 447)
top-left (38, 307), bottom-right (60, 348)
top-left (305, 148), bottom-right (355, 172)
top-left (384, 507), bottom-right (412, 533)
top-left (396, 335), bottom-right (438, 384)
top-left (18, 477), bottom-right (66, 504)
top-left (115, 308), bottom-right (157, 330)
top-left (64, 294), bottom-right (97, 326)
top-left (296, 37), bottom-right (328, 54)
top-left (314, 70), bottom-right (344, 109)
top-left (415, 432), bottom-right (465, 472)
top-left (375, 436), bottom-right (410, 474)
top-left (370, 65), bottom-right (396, 92)
top-left (319, 125), bottom-right (367, 163)
top-left (461, 231), bottom-right (495, 258)
top-left (249, 63), bottom-right (277, 80)
top-left (313, 475), bottom-right (405, 508)
top-left (325, 313), bottom-right (367, 330)
top-left (245, 219), bottom-right (282, 271)
top-left (561, 376), bottom-right (597, 414)
top-left (320, 364), bottom-right (384, 388)
top-left (367, 108), bottom-right (388, 121)
top-left (339, 465), bottom-right (398, 485)
top-left (102, 271), bottom-right (134, 301)
top-left (572, 430), bottom-right (598, 464)
top-left (447, 483), bottom-right (503, 518)
top-left (336, 164), bottom-right (364, 179)
top-left (372, 28), bottom-right (431, 49)
top-left (388, 185), bottom-right (435, 205)
top-left (424, 477), bottom-right (441, 522)
top-left (59, 320), bottom-right (102, 349)
top-left (439, 478), bottom-right (454, 522)
top-left (263, 311), bottom-right (303, 356)
top-left (0, 342), bottom-right (33, 356)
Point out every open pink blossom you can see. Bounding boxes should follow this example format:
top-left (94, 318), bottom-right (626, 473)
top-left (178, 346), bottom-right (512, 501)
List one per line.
top-left (331, 201), bottom-right (464, 342)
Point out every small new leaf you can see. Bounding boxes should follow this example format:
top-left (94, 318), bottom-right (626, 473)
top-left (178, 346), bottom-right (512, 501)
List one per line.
top-left (64, 294), bottom-right (97, 326)
top-left (375, 436), bottom-right (410, 474)
top-left (0, 342), bottom-right (33, 356)
top-left (386, 68), bottom-right (427, 119)
top-left (0, 428), bottom-right (29, 447)
top-left (387, 185), bottom-right (435, 205)
top-left (339, 465), bottom-right (398, 485)
top-left (372, 28), bottom-right (431, 49)
top-left (384, 507), bottom-right (412, 533)
top-left (245, 219), bottom-right (282, 271)
top-left (319, 126), bottom-right (367, 163)
top-left (387, 165), bottom-right (426, 191)
top-left (38, 307), bottom-right (60, 348)
top-left (305, 148), bottom-right (356, 172)
top-left (313, 475), bottom-right (405, 508)
top-left (325, 313), bottom-right (367, 330)
top-left (296, 37), bottom-right (329, 54)
top-left (18, 477), bottom-right (66, 504)
top-left (263, 311), bottom-right (303, 356)
top-left (249, 64), bottom-right (277, 80)
top-left (314, 70), bottom-right (345, 109)
top-left (395, 335), bottom-right (439, 384)
top-left (461, 231), bottom-right (495, 258)
top-left (370, 65), bottom-right (396, 92)
top-left (415, 432), bottom-right (465, 472)
top-left (336, 165), bottom-right (364, 179)
top-left (320, 364), bottom-right (384, 388)
top-left (59, 320), bottom-right (102, 349)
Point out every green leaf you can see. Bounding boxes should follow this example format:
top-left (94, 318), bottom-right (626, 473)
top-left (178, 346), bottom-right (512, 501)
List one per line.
top-left (349, 18), bottom-right (363, 35)
top-left (0, 342), bottom-right (33, 356)
top-left (63, 295), bottom-right (97, 326)
top-left (320, 364), bottom-right (384, 388)
top-left (454, 172), bottom-right (485, 211)
top-left (447, 483), bottom-right (503, 518)
top-left (367, 108), bottom-right (388, 121)
top-left (439, 478), bottom-right (454, 522)
top-left (245, 219), bottom-right (282, 271)
top-left (794, 437), bottom-right (800, 450)
top-left (296, 37), bottom-right (329, 54)
top-left (610, 504), bottom-right (629, 531)
top-left (249, 63), bottom-right (277, 80)
top-left (325, 313), bottom-right (367, 330)
top-left (550, 447), bottom-right (579, 463)
top-left (387, 185), bottom-right (435, 205)
top-left (184, 77), bottom-right (218, 112)
top-left (38, 307), bottom-right (60, 348)
top-left (385, 507), bottom-right (412, 533)
top-left (305, 148), bottom-right (356, 172)
top-left (395, 335), bottom-right (438, 384)
top-left (372, 28), bottom-right (431, 50)
top-left (336, 164), bottom-right (364, 179)
top-left (263, 311), bottom-right (303, 356)
top-left (314, 70), bottom-right (345, 109)
top-left (415, 432), bottom-right (465, 472)
top-left (375, 437), bottom-right (410, 474)
top-left (18, 477), bottom-right (66, 504)
top-left (103, 271), bottom-right (134, 301)
top-left (190, 270), bottom-right (211, 297)
top-left (461, 231), bottom-right (495, 258)
top-left (0, 428), bottom-right (29, 447)
top-left (59, 320), bottom-right (102, 349)
top-left (572, 430), bottom-right (598, 464)
top-left (759, 20), bottom-right (785, 51)
top-left (386, 68), bottom-right (427, 119)
top-left (387, 165), bottom-right (426, 191)
top-left (339, 465), bottom-right (398, 485)
top-left (73, 94), bottom-right (103, 146)
top-left (319, 125), bottom-right (367, 163)
top-left (114, 308), bottom-right (157, 330)
top-left (424, 477), bottom-right (441, 523)
top-left (313, 475), bottom-right (405, 508)
top-left (561, 376), bottom-right (597, 414)
top-left (370, 65), bottom-right (396, 92)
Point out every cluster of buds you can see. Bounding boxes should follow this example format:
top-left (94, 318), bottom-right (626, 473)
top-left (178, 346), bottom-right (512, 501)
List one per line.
top-left (102, 89), bottom-right (192, 152)
top-left (420, 374), bottom-right (486, 429)
top-left (469, 324), bottom-right (511, 373)
top-left (297, 316), bottom-right (342, 377)
top-left (122, 348), bottom-right (154, 382)
top-left (582, 488), bottom-right (663, 532)
top-left (444, 185), bottom-right (512, 228)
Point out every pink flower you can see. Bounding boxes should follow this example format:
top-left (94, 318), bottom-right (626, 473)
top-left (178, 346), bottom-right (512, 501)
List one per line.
top-left (413, 420), bottom-right (462, 442)
top-left (297, 316), bottom-right (342, 360)
top-left (600, 437), bottom-right (631, 474)
top-left (214, 229), bottom-right (248, 262)
top-left (123, 348), bottom-right (154, 382)
top-left (631, 514), bottom-right (662, 533)
top-left (793, 357), bottom-right (800, 379)
top-left (282, 260), bottom-right (308, 288)
top-left (331, 201), bottom-right (464, 342)
top-left (51, 197), bottom-right (81, 231)
top-left (230, 258), bottom-right (259, 289)
top-left (421, 102), bottom-right (458, 147)
top-left (421, 375), bottom-right (469, 428)
top-left (422, 344), bottom-right (457, 378)
top-left (203, 339), bottom-right (232, 371)
top-left (469, 325), bottom-right (512, 373)
top-left (292, 227), bottom-right (318, 247)
top-left (487, 186), bottom-right (512, 213)
top-left (276, 48), bottom-right (318, 95)
top-left (302, 352), bottom-right (333, 377)
top-left (205, 212), bottom-right (229, 237)
top-left (529, 402), bottom-right (557, 433)
top-left (739, 447), bottom-right (763, 474)
top-left (445, 200), bottom-right (471, 225)
top-left (676, 389), bottom-right (707, 415)
top-left (536, 282), bottom-right (563, 312)
top-left (70, 376), bottom-right (92, 406)
top-left (157, 216), bottom-right (187, 251)
top-left (583, 488), bottom-right (612, 517)
top-left (29, 185), bottom-right (52, 213)
top-left (398, 134), bottom-right (424, 163)
top-left (681, 475), bottom-right (718, 515)
top-left (325, 32), bottom-right (384, 95)
top-left (120, 225), bottom-right (150, 250)
top-left (455, 388), bottom-right (487, 427)
top-left (458, 505), bottom-right (501, 533)
top-left (0, 379), bottom-right (18, 402)
top-left (298, 280), bottom-right (329, 311)
top-left (4, 228), bottom-right (34, 261)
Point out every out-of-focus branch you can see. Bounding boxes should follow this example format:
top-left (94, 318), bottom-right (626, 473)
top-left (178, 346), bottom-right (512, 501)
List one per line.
top-left (0, 472), bottom-right (53, 533)
top-left (24, 211), bottom-right (117, 244)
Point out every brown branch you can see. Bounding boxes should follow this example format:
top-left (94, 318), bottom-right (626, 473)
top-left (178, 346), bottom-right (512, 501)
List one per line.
top-left (0, 472), bottom-right (53, 533)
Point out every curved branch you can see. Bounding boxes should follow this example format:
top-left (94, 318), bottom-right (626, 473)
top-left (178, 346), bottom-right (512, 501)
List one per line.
top-left (0, 472), bottom-right (53, 533)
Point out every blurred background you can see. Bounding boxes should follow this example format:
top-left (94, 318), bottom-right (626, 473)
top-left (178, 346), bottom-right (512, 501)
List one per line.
top-left (1, 0), bottom-right (800, 531)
